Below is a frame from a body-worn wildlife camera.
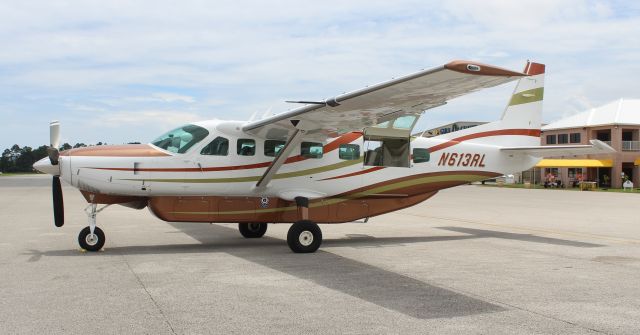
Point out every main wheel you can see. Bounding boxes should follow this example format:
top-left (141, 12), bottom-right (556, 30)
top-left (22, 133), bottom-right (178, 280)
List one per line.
top-left (287, 220), bottom-right (322, 253)
top-left (238, 222), bottom-right (268, 238)
top-left (78, 226), bottom-right (105, 252)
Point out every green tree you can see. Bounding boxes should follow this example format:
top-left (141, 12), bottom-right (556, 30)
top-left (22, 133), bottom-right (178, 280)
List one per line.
top-left (0, 148), bottom-right (11, 172)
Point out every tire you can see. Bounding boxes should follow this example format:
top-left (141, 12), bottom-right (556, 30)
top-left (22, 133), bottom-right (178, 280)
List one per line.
top-left (78, 226), bottom-right (105, 252)
top-left (238, 222), bottom-right (267, 238)
top-left (287, 220), bottom-right (322, 253)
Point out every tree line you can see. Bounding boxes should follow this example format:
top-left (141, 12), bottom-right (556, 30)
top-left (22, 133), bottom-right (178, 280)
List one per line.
top-left (0, 142), bottom-right (139, 173)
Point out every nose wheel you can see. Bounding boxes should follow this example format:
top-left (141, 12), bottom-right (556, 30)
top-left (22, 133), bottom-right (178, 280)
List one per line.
top-left (78, 202), bottom-right (110, 252)
top-left (78, 226), bottom-right (105, 252)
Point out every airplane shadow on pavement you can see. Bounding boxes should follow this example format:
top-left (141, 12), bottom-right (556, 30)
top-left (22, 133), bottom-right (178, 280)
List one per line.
top-left (28, 223), bottom-right (602, 319)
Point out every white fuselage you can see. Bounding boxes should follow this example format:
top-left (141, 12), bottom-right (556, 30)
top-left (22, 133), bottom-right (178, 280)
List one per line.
top-left (58, 119), bottom-right (540, 201)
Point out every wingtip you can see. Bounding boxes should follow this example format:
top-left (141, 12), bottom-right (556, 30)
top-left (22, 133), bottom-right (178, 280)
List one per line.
top-left (445, 60), bottom-right (527, 77)
top-left (524, 61), bottom-right (545, 75)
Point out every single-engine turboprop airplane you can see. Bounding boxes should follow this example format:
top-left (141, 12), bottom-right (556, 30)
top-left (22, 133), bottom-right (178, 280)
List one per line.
top-left (34, 60), bottom-right (614, 253)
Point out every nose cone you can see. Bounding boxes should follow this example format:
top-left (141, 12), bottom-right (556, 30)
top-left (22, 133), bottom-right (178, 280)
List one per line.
top-left (33, 157), bottom-right (61, 176)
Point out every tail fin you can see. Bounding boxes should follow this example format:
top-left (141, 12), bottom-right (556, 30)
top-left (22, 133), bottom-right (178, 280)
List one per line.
top-left (500, 61), bottom-right (545, 129)
top-left (431, 61), bottom-right (545, 148)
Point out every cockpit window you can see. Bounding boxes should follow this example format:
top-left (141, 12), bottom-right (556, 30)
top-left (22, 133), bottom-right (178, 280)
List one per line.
top-left (151, 124), bottom-right (209, 154)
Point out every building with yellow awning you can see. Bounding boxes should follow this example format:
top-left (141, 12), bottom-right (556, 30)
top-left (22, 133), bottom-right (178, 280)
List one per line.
top-left (536, 159), bottom-right (613, 168)
top-left (540, 98), bottom-right (640, 188)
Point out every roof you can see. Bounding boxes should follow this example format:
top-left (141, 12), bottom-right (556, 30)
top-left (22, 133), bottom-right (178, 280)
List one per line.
top-left (536, 159), bottom-right (613, 168)
top-left (542, 99), bottom-right (640, 130)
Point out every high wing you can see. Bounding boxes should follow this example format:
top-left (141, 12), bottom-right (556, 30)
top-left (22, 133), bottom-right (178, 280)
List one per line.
top-left (242, 60), bottom-right (527, 140)
top-left (501, 140), bottom-right (616, 157)
top-left (246, 60), bottom-right (528, 191)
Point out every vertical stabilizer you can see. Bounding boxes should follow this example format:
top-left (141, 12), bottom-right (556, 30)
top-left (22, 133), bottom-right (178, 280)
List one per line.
top-left (429, 61), bottom-right (545, 149)
top-left (500, 62), bottom-right (545, 130)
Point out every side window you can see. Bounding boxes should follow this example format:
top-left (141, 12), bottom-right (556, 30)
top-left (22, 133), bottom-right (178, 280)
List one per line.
top-left (413, 148), bottom-right (430, 163)
top-left (339, 144), bottom-right (360, 160)
top-left (237, 139), bottom-right (255, 156)
top-left (301, 142), bottom-right (323, 159)
top-left (264, 140), bottom-right (285, 157)
top-left (200, 136), bottom-right (229, 156)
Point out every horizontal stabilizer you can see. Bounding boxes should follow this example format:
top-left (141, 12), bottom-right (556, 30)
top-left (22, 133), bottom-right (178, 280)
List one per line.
top-left (500, 140), bottom-right (615, 157)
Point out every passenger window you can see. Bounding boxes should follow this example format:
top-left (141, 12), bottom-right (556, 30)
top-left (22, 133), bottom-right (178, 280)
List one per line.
top-left (339, 144), bottom-right (360, 160)
top-left (237, 139), bottom-right (255, 156)
top-left (264, 140), bottom-right (286, 157)
top-left (301, 142), bottom-right (323, 159)
top-left (413, 148), bottom-right (430, 163)
top-left (200, 136), bottom-right (229, 156)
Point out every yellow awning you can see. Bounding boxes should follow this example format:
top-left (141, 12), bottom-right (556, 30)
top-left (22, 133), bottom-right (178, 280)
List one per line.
top-left (536, 159), bottom-right (613, 168)
top-left (635, 158), bottom-right (640, 166)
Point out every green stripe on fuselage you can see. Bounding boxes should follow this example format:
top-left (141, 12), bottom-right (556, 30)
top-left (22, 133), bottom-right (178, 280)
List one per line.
top-left (123, 157), bottom-right (364, 183)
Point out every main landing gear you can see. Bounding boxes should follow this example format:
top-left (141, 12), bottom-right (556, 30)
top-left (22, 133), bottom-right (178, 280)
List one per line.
top-left (287, 220), bottom-right (322, 253)
top-left (286, 196), bottom-right (322, 253)
top-left (237, 196), bottom-right (324, 253)
top-left (78, 203), bottom-right (110, 252)
top-left (238, 222), bottom-right (268, 238)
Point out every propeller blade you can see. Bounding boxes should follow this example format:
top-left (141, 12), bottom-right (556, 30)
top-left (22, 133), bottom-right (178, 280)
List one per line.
top-left (52, 176), bottom-right (64, 227)
top-left (50, 121), bottom-right (60, 149)
top-left (48, 121), bottom-right (60, 165)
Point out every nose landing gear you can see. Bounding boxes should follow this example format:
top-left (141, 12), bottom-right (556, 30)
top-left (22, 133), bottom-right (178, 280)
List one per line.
top-left (78, 203), bottom-right (110, 252)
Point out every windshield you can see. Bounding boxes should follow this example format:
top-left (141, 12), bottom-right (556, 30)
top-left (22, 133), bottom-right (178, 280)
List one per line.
top-left (151, 124), bottom-right (209, 154)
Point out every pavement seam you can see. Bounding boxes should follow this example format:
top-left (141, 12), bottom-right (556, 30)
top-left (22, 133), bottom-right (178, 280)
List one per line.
top-left (116, 248), bottom-right (178, 335)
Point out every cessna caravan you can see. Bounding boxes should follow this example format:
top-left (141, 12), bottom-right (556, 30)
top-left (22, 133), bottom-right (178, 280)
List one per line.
top-left (34, 60), bottom-right (613, 253)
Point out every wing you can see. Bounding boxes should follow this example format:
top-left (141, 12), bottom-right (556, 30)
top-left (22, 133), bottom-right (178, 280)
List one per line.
top-left (242, 60), bottom-right (527, 140)
top-left (501, 140), bottom-right (616, 157)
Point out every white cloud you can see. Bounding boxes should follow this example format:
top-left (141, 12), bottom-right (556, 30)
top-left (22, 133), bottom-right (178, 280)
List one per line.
top-left (1, 0), bottom-right (639, 148)
top-left (95, 110), bottom-right (204, 128)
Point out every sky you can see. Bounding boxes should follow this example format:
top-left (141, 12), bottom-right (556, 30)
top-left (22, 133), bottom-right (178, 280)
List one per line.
top-left (1, 0), bottom-right (639, 149)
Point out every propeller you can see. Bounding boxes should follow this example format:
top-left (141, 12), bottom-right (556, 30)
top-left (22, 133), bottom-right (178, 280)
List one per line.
top-left (52, 175), bottom-right (64, 227)
top-left (48, 121), bottom-right (60, 165)
top-left (49, 121), bottom-right (64, 227)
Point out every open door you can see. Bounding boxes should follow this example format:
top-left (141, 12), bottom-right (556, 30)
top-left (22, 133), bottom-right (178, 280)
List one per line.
top-left (363, 114), bottom-right (419, 168)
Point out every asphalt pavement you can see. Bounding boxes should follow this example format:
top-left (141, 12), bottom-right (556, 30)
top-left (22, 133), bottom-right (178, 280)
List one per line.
top-left (1, 175), bottom-right (639, 334)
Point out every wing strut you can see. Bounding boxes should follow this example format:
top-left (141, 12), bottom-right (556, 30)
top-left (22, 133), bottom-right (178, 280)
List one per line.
top-left (254, 129), bottom-right (305, 191)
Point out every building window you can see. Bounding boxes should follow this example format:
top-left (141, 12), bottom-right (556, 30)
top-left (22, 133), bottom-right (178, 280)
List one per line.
top-left (200, 136), bottom-right (229, 156)
top-left (237, 139), bottom-right (255, 156)
top-left (338, 144), bottom-right (360, 160)
top-left (558, 134), bottom-right (569, 144)
top-left (570, 133), bottom-right (581, 143)
top-left (301, 142), bottom-right (323, 158)
top-left (546, 135), bottom-right (556, 145)
top-left (413, 148), bottom-right (430, 163)
top-left (264, 140), bottom-right (285, 157)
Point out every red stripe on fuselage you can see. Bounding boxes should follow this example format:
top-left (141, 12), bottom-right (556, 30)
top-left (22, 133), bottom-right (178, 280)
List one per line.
top-left (319, 166), bottom-right (385, 181)
top-left (89, 132), bottom-right (363, 173)
top-left (427, 129), bottom-right (540, 153)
